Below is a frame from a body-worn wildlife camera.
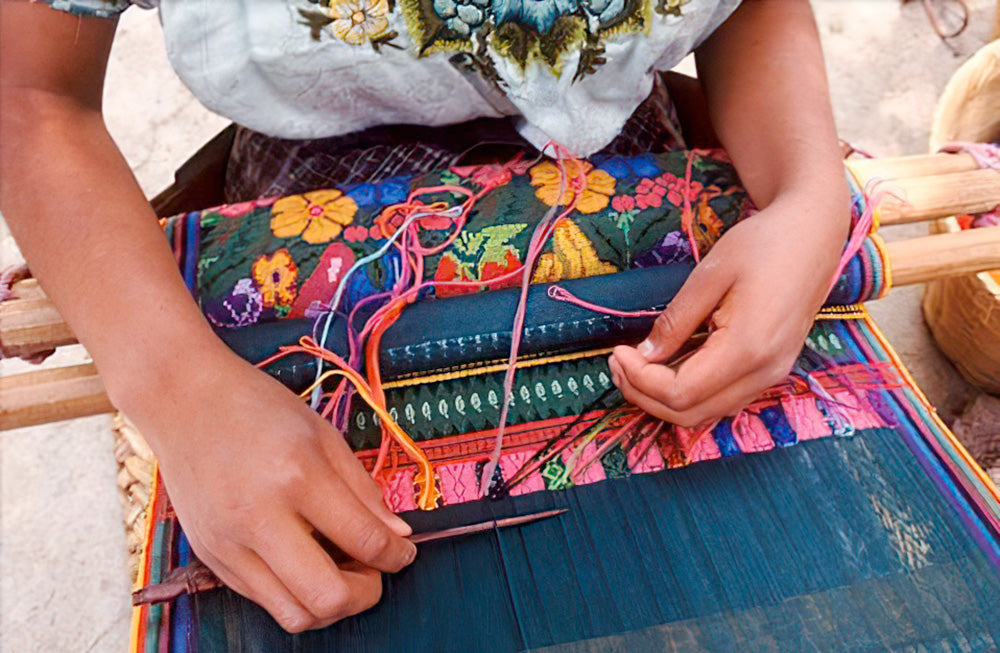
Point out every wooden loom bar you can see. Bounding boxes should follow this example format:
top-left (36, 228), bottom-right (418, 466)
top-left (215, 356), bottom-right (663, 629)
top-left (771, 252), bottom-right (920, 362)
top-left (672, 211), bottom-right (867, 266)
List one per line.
top-left (846, 152), bottom-right (978, 182)
top-left (0, 297), bottom-right (76, 358)
top-left (0, 363), bottom-right (113, 431)
top-left (873, 169), bottom-right (1000, 226)
top-left (886, 226), bottom-right (1000, 287)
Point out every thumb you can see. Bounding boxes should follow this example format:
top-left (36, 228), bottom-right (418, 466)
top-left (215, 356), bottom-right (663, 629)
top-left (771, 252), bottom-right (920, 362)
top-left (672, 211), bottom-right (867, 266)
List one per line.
top-left (638, 265), bottom-right (729, 363)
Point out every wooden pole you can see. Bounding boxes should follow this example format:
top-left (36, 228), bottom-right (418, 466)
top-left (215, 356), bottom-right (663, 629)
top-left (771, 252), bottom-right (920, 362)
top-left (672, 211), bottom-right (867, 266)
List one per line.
top-left (846, 152), bottom-right (978, 183)
top-left (0, 297), bottom-right (77, 359)
top-left (886, 226), bottom-right (1000, 286)
top-left (0, 364), bottom-right (113, 431)
top-left (873, 169), bottom-right (1000, 226)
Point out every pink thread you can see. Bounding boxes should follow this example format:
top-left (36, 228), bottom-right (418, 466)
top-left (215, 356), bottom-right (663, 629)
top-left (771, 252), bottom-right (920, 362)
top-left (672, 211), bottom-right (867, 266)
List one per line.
top-left (546, 285), bottom-right (661, 318)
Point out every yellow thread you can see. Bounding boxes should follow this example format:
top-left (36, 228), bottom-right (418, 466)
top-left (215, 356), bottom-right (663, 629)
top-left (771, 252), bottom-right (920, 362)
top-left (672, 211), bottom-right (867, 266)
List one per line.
top-left (383, 348), bottom-right (615, 390)
top-left (304, 369), bottom-right (440, 509)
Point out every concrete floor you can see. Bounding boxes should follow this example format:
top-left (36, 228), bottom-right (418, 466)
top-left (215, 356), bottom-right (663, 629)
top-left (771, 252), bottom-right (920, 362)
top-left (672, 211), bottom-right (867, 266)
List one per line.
top-left (1, 2), bottom-right (996, 650)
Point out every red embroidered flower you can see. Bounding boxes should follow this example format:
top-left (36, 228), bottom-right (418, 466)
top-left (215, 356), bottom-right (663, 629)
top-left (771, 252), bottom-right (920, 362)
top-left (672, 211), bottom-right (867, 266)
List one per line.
top-left (452, 156), bottom-right (532, 190)
top-left (374, 205), bottom-right (454, 239)
top-left (215, 197), bottom-right (278, 218)
top-left (434, 255), bottom-right (475, 298)
top-left (661, 173), bottom-right (704, 206)
top-left (344, 224), bottom-right (370, 242)
top-left (611, 195), bottom-right (636, 213)
top-left (480, 250), bottom-right (522, 288)
top-left (635, 177), bottom-right (667, 209)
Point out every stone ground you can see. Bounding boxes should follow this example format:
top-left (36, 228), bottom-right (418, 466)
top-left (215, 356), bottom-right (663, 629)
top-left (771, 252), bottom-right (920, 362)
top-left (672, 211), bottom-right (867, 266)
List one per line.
top-left (1, 2), bottom-right (997, 651)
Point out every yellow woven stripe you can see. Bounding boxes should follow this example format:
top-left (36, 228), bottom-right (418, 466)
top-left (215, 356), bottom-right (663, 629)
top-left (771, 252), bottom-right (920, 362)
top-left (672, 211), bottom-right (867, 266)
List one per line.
top-left (129, 462), bottom-right (160, 653)
top-left (382, 348), bottom-right (615, 390)
top-left (817, 304), bottom-right (868, 320)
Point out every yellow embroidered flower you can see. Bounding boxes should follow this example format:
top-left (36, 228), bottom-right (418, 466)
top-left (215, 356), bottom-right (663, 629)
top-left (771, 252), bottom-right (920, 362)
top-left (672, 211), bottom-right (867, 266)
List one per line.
top-left (532, 220), bottom-right (618, 283)
top-left (270, 190), bottom-right (358, 245)
top-left (252, 249), bottom-right (299, 307)
top-left (326, 0), bottom-right (390, 45)
top-left (529, 160), bottom-right (616, 214)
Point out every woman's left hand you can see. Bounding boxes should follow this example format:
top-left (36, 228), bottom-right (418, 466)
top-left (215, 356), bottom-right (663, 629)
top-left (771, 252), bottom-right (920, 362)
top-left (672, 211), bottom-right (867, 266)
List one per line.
top-left (608, 192), bottom-right (849, 428)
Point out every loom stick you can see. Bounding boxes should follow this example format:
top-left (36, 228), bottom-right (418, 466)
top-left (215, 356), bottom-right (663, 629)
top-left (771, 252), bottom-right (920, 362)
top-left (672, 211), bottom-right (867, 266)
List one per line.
top-left (874, 169), bottom-right (1000, 226)
top-left (886, 226), bottom-right (1000, 286)
top-left (0, 363), bottom-right (113, 430)
top-left (0, 296), bottom-right (76, 359)
top-left (846, 152), bottom-right (978, 183)
top-left (133, 509), bottom-right (570, 605)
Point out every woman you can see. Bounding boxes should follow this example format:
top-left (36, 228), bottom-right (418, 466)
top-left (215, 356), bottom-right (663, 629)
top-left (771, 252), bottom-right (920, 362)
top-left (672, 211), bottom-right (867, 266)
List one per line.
top-left (0, 0), bottom-right (848, 633)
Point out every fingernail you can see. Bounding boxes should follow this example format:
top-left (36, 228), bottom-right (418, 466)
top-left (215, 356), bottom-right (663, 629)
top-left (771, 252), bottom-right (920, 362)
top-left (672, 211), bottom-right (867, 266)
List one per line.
top-left (638, 339), bottom-right (656, 359)
top-left (405, 542), bottom-right (418, 565)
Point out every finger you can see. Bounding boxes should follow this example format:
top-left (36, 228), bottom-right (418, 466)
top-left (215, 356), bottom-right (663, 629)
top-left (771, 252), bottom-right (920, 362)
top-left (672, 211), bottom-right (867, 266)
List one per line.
top-left (299, 474), bottom-right (418, 573)
top-left (614, 358), bottom-right (777, 428)
top-left (201, 545), bottom-right (316, 633)
top-left (638, 262), bottom-right (733, 363)
top-left (618, 319), bottom-right (783, 414)
top-left (256, 515), bottom-right (383, 628)
top-left (318, 428), bottom-right (413, 538)
top-left (311, 563), bottom-right (383, 630)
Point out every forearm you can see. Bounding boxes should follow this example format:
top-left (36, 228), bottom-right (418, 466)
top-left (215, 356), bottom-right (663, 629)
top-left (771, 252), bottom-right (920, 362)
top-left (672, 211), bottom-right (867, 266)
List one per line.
top-left (696, 0), bottom-right (849, 227)
top-left (0, 93), bottom-right (225, 407)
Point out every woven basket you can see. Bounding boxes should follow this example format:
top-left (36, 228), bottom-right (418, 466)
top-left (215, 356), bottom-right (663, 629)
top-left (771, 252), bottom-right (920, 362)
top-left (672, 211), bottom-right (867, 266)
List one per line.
top-left (924, 40), bottom-right (1000, 395)
top-left (112, 412), bottom-right (155, 582)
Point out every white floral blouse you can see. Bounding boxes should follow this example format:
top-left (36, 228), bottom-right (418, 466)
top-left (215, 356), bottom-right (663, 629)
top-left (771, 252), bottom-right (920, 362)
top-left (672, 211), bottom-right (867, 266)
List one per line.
top-left (41, 0), bottom-right (740, 155)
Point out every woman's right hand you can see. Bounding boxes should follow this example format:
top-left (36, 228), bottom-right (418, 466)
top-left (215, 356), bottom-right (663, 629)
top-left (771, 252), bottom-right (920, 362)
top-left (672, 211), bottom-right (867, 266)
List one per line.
top-left (118, 345), bottom-right (417, 633)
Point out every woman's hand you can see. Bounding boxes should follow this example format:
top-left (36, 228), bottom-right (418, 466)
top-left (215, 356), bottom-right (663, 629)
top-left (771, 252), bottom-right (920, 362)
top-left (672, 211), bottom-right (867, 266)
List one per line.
top-left (119, 344), bottom-right (416, 632)
top-left (608, 0), bottom-right (853, 428)
top-left (609, 192), bottom-right (849, 428)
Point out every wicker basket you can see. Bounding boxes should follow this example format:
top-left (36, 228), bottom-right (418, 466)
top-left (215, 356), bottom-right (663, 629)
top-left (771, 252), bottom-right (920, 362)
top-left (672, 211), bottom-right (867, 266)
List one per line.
top-left (112, 412), bottom-right (155, 582)
top-left (923, 40), bottom-right (1000, 395)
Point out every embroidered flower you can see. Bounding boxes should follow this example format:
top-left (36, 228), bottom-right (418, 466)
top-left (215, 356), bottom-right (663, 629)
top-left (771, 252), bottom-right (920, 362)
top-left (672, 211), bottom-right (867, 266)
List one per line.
top-left (433, 0), bottom-right (489, 36)
top-left (215, 197), bottom-right (278, 218)
top-left (252, 249), bottom-right (299, 307)
top-left (596, 155), bottom-right (661, 180)
top-left (270, 190), bottom-right (358, 244)
top-left (635, 177), bottom-right (668, 209)
top-left (452, 157), bottom-right (532, 190)
top-left (529, 160), bottom-right (616, 214)
top-left (374, 204), bottom-right (454, 240)
top-left (491, 0), bottom-right (579, 34)
top-left (344, 225), bottom-right (371, 242)
top-left (610, 195), bottom-right (636, 213)
top-left (660, 172), bottom-right (705, 206)
top-left (205, 279), bottom-right (264, 329)
top-left (325, 0), bottom-right (391, 45)
top-left (346, 177), bottom-right (410, 208)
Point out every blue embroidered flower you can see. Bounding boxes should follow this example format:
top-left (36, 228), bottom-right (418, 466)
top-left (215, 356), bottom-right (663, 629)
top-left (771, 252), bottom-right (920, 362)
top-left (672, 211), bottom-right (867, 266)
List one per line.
top-left (491, 0), bottom-right (580, 34)
top-left (346, 176), bottom-right (411, 208)
top-left (596, 154), bottom-right (662, 180)
top-left (433, 0), bottom-right (490, 36)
